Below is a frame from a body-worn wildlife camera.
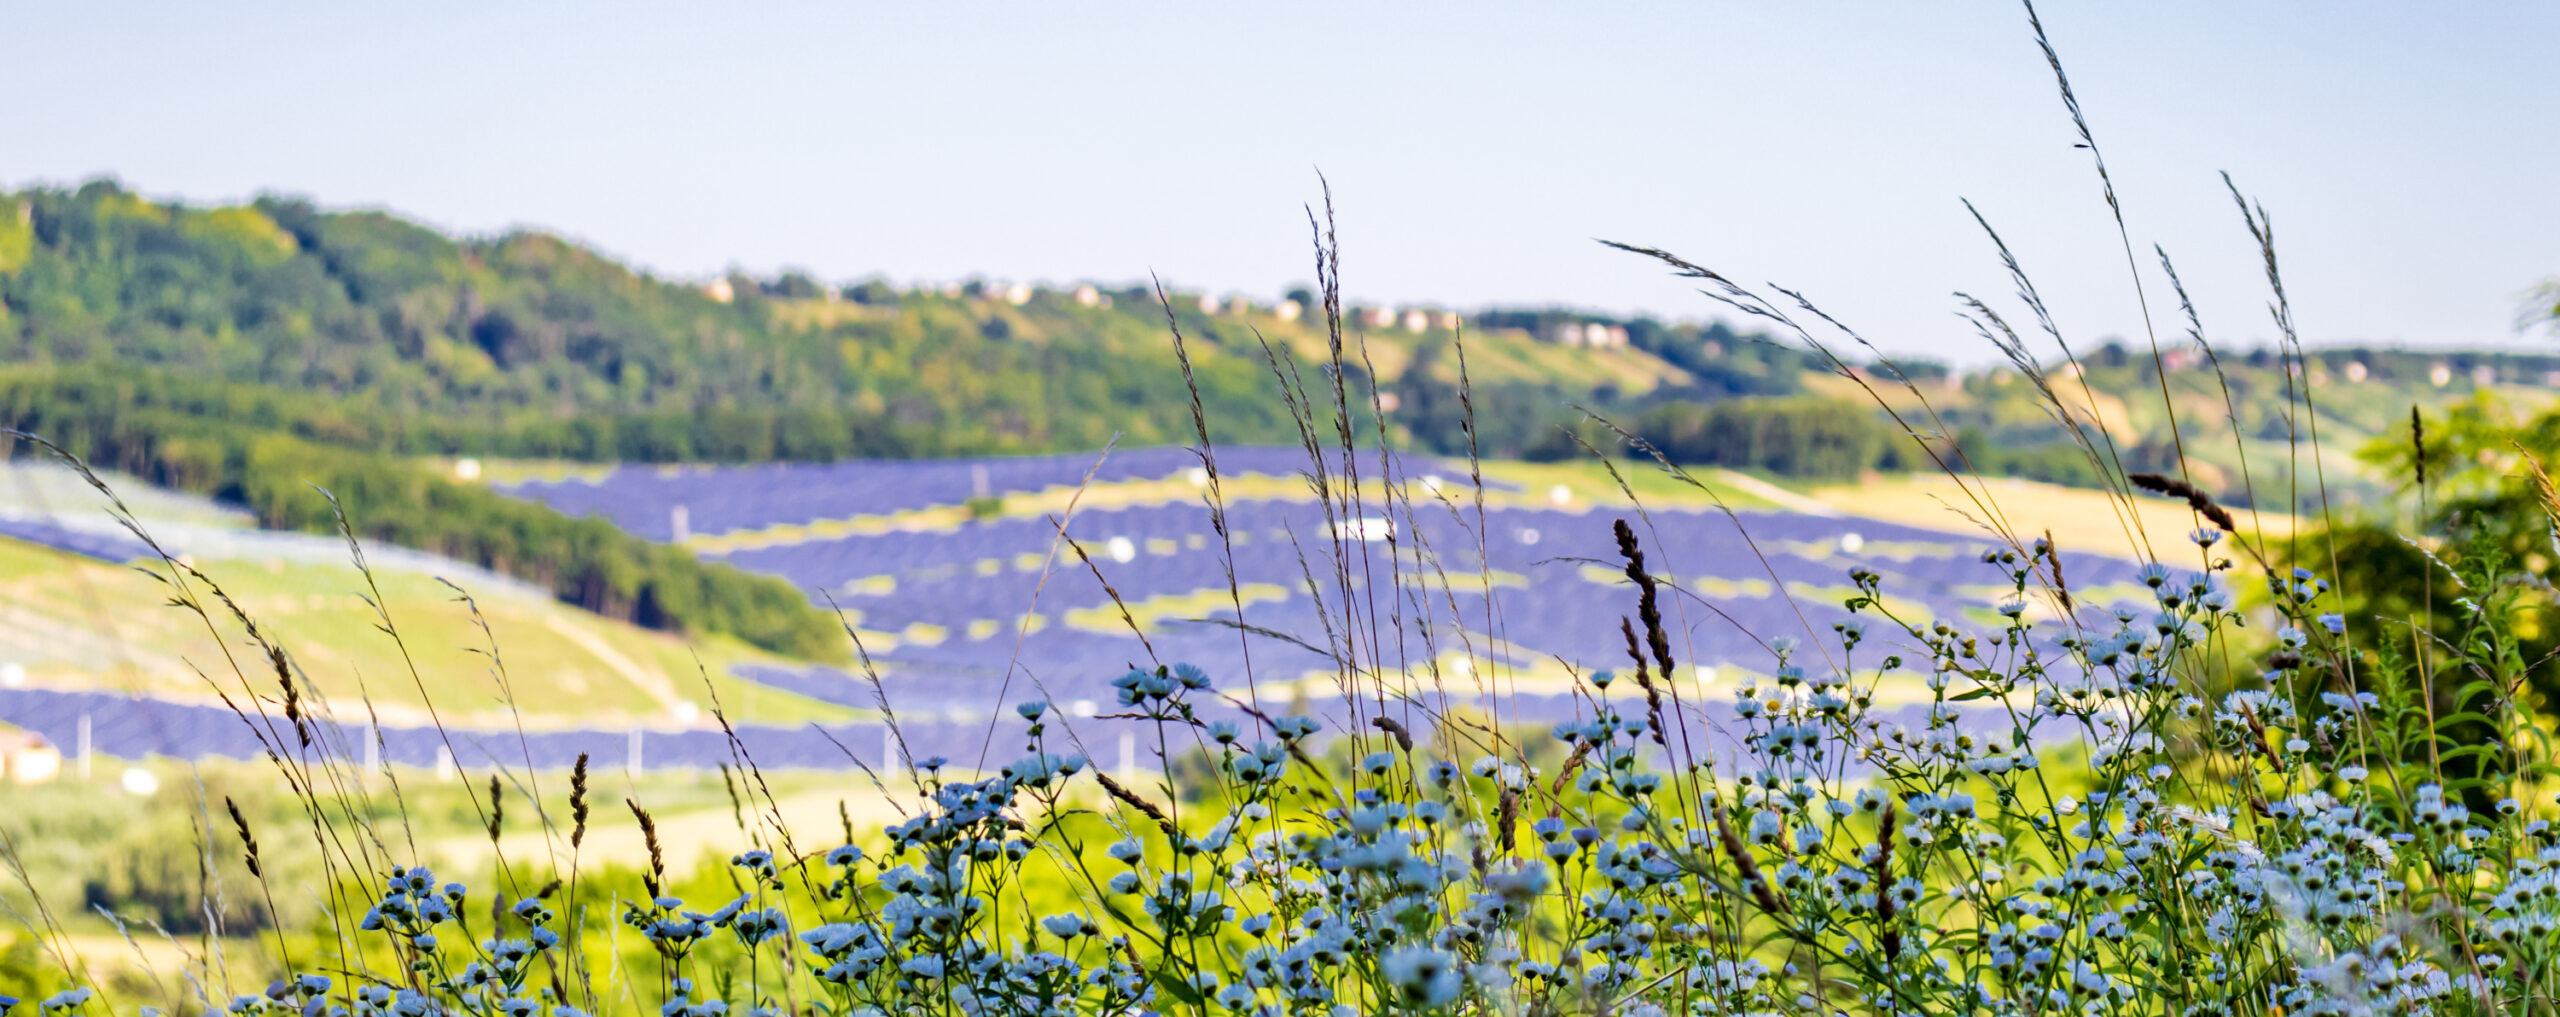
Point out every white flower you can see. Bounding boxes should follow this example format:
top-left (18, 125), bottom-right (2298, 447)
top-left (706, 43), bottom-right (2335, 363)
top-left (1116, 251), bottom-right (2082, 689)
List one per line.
top-left (1040, 913), bottom-right (1091, 939)
top-left (1381, 947), bottom-right (1463, 1008)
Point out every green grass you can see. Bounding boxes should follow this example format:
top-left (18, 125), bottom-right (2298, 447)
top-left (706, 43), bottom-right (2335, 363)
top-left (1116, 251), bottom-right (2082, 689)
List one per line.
top-left (0, 535), bottom-right (853, 730)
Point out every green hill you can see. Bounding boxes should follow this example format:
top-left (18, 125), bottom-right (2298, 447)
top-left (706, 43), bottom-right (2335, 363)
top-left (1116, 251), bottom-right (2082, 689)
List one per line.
top-left (0, 179), bottom-right (1823, 463)
top-left (2, 177), bottom-right (2546, 651)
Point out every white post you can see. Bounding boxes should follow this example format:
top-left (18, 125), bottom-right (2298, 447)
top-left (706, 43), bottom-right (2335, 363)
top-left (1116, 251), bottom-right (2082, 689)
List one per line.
top-left (671, 505), bottom-right (691, 543)
top-left (434, 745), bottom-right (455, 783)
top-left (362, 723), bottom-right (380, 777)
top-left (882, 724), bottom-right (898, 772)
top-left (628, 728), bottom-right (644, 779)
top-left (76, 714), bottom-right (91, 781)
top-left (1117, 730), bottom-right (1136, 782)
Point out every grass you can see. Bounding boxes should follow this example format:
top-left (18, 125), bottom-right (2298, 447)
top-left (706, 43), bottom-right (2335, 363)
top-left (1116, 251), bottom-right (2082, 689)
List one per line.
top-left (0, 534), bottom-right (852, 729)
top-left (1811, 471), bottom-right (2302, 557)
top-left (4, 5), bottom-right (2551, 1014)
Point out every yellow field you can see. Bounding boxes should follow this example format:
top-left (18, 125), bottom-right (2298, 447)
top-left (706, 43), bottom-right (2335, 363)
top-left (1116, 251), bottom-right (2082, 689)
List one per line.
top-left (1811, 473), bottom-right (2302, 560)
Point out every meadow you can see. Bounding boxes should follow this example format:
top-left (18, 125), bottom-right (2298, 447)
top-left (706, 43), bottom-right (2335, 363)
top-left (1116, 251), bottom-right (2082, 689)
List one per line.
top-left (0, 4), bottom-right (2557, 1016)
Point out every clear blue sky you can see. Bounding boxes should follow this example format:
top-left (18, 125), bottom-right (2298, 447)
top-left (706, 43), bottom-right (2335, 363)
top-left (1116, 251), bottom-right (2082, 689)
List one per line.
top-left (7, 3), bottom-right (2553, 363)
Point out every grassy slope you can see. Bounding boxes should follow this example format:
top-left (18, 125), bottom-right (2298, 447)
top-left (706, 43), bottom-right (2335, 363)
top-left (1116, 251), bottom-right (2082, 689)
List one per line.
top-left (0, 535), bottom-right (852, 730)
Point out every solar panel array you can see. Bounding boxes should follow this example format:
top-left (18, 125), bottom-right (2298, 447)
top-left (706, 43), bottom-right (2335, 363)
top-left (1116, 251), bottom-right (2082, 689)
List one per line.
top-left (2, 447), bottom-right (2152, 771)
top-left (0, 516), bottom-right (153, 563)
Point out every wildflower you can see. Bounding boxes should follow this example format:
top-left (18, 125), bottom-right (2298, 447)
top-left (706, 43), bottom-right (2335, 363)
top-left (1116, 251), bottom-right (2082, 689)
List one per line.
top-left (1381, 947), bottom-right (1464, 1008)
top-left (899, 955), bottom-right (946, 979)
top-left (1042, 913), bottom-right (1094, 939)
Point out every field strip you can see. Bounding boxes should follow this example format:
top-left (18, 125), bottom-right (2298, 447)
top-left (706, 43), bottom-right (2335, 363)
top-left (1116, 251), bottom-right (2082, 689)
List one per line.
top-left (543, 614), bottom-right (686, 714)
top-left (683, 471), bottom-right (1771, 554)
top-left (1712, 470), bottom-right (1840, 516)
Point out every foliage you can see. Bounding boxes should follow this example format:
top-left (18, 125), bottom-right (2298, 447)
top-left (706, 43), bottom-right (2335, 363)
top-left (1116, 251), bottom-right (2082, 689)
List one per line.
top-left (0, 389), bottom-right (840, 658)
top-left (1631, 397), bottom-right (1908, 480)
top-left (0, 182), bottom-right (1829, 467)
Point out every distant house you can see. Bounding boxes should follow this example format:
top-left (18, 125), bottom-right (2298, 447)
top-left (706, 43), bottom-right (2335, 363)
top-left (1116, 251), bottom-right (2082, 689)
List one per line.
top-left (1198, 293), bottom-right (1222, 315)
top-left (1543, 321), bottom-right (1625, 348)
top-left (0, 730), bottom-right (60, 785)
top-left (1274, 299), bottom-right (1303, 322)
top-left (1363, 307), bottom-right (1396, 329)
top-left (2345, 361), bottom-right (2369, 382)
top-left (704, 277), bottom-right (736, 303)
top-left (1401, 309), bottom-right (1430, 333)
top-left (1073, 285), bottom-right (1101, 308)
top-left (1437, 311), bottom-right (1461, 331)
top-left (1004, 283), bottom-right (1033, 306)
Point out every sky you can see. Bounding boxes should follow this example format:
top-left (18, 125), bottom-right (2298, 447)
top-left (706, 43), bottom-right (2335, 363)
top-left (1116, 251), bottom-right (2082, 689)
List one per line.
top-left (6, 3), bottom-right (2555, 364)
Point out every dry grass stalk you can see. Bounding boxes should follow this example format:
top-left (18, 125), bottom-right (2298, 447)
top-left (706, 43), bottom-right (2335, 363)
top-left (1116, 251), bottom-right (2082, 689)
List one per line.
top-left (569, 754), bottom-right (590, 850)
top-left (627, 799), bottom-right (666, 896)
top-left (1371, 716), bottom-right (1414, 753)
top-left (1093, 771), bottom-right (1182, 839)
top-left (1621, 618), bottom-right (1669, 747)
top-left (1712, 801), bottom-right (1786, 916)
top-left (2128, 472), bottom-right (2238, 534)
top-left (225, 797), bottom-right (261, 880)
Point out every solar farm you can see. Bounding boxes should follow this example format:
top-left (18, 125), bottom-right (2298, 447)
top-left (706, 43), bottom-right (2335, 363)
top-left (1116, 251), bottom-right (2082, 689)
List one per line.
top-left (496, 448), bottom-right (2158, 765)
top-left (0, 448), bottom-right (2159, 775)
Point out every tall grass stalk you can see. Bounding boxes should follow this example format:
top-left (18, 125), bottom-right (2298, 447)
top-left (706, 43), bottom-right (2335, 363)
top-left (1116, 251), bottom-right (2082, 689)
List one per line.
top-left (0, 4), bottom-right (2549, 1016)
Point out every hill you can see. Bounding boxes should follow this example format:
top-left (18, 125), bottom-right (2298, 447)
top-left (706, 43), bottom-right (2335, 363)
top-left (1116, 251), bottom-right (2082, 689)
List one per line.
top-left (0, 460), bottom-right (854, 735)
top-left (0, 179), bottom-right (1824, 462)
top-left (4, 177), bottom-right (2550, 652)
